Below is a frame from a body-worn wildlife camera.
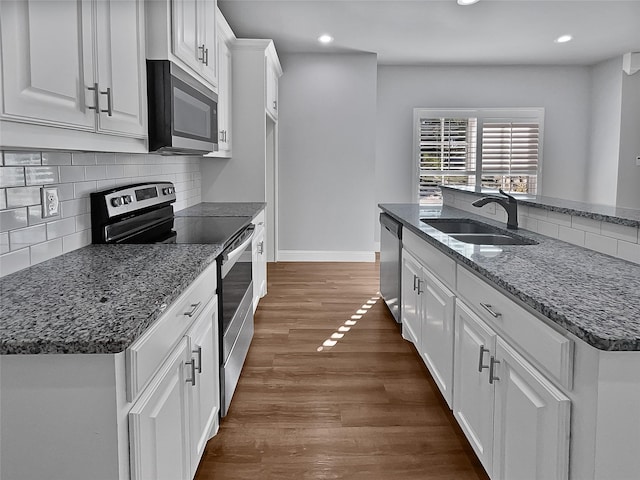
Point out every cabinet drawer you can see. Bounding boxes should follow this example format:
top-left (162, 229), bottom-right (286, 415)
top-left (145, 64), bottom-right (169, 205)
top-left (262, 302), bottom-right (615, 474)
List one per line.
top-left (126, 262), bottom-right (217, 402)
top-left (457, 265), bottom-right (573, 390)
top-left (403, 228), bottom-right (456, 289)
top-left (252, 209), bottom-right (265, 231)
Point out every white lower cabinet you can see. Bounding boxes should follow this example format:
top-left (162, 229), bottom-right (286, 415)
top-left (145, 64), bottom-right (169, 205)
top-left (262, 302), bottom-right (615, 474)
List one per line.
top-left (129, 337), bottom-right (193, 480)
top-left (454, 299), bottom-right (571, 480)
top-left (252, 210), bottom-right (267, 312)
top-left (401, 247), bottom-right (455, 407)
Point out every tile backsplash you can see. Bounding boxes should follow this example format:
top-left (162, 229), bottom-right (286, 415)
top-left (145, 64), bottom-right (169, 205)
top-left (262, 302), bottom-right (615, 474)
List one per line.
top-left (0, 151), bottom-right (202, 277)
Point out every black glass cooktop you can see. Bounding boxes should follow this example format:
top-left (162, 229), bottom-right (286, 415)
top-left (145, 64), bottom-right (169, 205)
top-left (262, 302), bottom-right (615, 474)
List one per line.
top-left (171, 216), bottom-right (252, 246)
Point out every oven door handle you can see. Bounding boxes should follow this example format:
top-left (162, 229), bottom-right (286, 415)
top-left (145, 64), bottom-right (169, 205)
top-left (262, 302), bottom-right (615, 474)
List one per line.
top-left (221, 228), bottom-right (255, 277)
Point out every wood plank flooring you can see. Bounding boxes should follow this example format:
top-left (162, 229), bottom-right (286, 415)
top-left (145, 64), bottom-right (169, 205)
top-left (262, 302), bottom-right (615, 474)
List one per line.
top-left (195, 261), bottom-right (489, 480)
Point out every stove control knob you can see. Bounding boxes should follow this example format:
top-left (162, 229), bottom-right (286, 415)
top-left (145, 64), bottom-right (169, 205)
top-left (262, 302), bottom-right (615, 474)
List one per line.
top-left (165, 187), bottom-right (174, 195)
top-left (122, 195), bottom-right (132, 204)
top-left (111, 197), bottom-right (123, 207)
top-left (162, 187), bottom-right (169, 195)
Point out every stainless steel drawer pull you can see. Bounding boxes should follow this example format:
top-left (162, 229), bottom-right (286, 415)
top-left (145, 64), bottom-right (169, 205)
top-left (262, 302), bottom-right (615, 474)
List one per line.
top-left (186, 359), bottom-right (197, 386)
top-left (413, 274), bottom-right (418, 291)
top-left (478, 345), bottom-right (490, 372)
top-left (100, 87), bottom-right (113, 116)
top-left (480, 302), bottom-right (502, 318)
top-left (87, 83), bottom-right (99, 111)
top-left (489, 356), bottom-right (500, 384)
top-left (184, 302), bottom-right (202, 318)
top-left (198, 44), bottom-right (206, 63)
top-left (193, 346), bottom-right (203, 374)
top-left (204, 47), bottom-right (209, 66)
top-left (258, 241), bottom-right (264, 254)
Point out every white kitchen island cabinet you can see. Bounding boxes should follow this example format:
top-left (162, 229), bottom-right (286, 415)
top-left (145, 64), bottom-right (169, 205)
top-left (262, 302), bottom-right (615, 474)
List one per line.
top-left (0, 258), bottom-right (220, 480)
top-left (0, 0), bottom-right (147, 152)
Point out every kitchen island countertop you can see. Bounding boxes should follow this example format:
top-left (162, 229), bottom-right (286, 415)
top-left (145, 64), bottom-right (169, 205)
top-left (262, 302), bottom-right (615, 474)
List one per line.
top-left (380, 203), bottom-right (640, 351)
top-left (176, 201), bottom-right (266, 218)
top-left (0, 243), bottom-right (222, 355)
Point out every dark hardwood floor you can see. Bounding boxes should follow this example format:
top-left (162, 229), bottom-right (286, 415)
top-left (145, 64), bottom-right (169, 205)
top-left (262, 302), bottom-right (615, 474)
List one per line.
top-left (195, 261), bottom-right (489, 480)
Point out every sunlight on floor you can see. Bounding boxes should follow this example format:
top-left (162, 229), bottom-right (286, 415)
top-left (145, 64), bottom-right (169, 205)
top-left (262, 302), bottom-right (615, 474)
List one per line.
top-left (317, 292), bottom-right (382, 352)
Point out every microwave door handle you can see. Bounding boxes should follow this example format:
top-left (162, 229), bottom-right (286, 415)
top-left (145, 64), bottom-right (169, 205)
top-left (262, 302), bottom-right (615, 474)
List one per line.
top-left (221, 229), bottom-right (255, 277)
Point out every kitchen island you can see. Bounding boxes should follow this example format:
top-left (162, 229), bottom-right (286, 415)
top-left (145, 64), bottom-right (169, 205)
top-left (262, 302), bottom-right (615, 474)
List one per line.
top-left (379, 202), bottom-right (640, 480)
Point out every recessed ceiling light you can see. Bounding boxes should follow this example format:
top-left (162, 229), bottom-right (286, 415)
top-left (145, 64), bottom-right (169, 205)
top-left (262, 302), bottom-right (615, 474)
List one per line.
top-left (554, 34), bottom-right (573, 44)
top-left (457, 0), bottom-right (480, 5)
top-left (318, 34), bottom-right (334, 44)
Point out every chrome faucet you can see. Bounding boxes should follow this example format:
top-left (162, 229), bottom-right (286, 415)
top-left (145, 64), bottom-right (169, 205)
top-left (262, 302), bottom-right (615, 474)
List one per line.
top-left (472, 189), bottom-right (519, 230)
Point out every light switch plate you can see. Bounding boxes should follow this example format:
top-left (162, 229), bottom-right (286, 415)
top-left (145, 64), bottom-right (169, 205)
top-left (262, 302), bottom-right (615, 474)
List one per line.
top-left (41, 187), bottom-right (60, 218)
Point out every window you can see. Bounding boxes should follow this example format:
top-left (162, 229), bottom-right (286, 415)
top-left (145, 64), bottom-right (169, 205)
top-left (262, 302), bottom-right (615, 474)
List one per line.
top-left (414, 108), bottom-right (544, 204)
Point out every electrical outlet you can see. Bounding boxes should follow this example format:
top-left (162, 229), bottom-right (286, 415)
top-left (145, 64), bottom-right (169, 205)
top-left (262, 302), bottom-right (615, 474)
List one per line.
top-left (41, 187), bottom-right (60, 218)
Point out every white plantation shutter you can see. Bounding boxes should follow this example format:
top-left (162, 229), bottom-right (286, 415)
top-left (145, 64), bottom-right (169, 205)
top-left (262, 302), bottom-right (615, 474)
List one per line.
top-left (481, 121), bottom-right (540, 175)
top-left (419, 118), bottom-right (477, 174)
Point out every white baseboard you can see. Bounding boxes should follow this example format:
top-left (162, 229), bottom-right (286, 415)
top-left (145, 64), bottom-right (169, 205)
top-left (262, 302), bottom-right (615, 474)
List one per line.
top-left (277, 250), bottom-right (376, 262)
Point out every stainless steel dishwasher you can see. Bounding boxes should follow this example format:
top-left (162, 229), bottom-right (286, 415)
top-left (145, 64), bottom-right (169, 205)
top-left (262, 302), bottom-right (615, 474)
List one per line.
top-left (379, 212), bottom-right (402, 323)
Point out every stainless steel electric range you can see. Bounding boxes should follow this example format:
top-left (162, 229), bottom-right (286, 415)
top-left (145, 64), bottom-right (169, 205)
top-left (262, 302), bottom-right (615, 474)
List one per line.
top-left (91, 181), bottom-right (254, 417)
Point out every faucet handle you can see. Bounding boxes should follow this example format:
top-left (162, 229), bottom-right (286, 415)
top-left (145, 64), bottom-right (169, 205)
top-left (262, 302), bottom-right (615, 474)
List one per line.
top-left (498, 188), bottom-right (517, 203)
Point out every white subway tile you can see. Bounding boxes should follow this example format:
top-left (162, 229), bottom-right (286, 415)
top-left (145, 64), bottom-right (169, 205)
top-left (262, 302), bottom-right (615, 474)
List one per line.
top-left (558, 226), bottom-right (586, 246)
top-left (3, 151), bottom-right (41, 165)
top-left (0, 248), bottom-right (30, 277)
top-left (96, 153), bottom-right (116, 165)
top-left (62, 229), bottom-right (91, 253)
top-left (0, 167), bottom-right (26, 187)
top-left (0, 189), bottom-right (5, 210)
top-left (0, 232), bottom-right (9, 254)
top-left (59, 166), bottom-right (86, 183)
top-left (75, 213), bottom-right (91, 231)
top-left (122, 164), bottom-right (140, 177)
top-left (520, 216), bottom-right (538, 232)
top-left (526, 207), bottom-right (548, 220)
top-left (547, 211), bottom-right (572, 227)
top-left (572, 215), bottom-right (601, 234)
top-left (27, 205), bottom-right (47, 225)
top-left (617, 241), bottom-right (640, 265)
top-left (106, 164), bottom-right (125, 178)
top-left (97, 179), bottom-right (117, 190)
top-left (6, 186), bottom-right (41, 208)
top-left (537, 220), bottom-right (560, 238)
top-left (74, 181), bottom-right (98, 199)
top-left (85, 166), bottom-right (107, 181)
top-left (585, 232), bottom-right (617, 256)
top-left (46, 217), bottom-right (76, 239)
top-left (54, 183), bottom-right (75, 201)
top-left (61, 198), bottom-right (89, 218)
top-left (42, 152), bottom-right (72, 165)
top-left (25, 166), bottom-right (60, 186)
top-left (0, 208), bottom-right (28, 233)
top-left (72, 152), bottom-right (97, 165)
top-left (600, 222), bottom-right (638, 243)
top-left (9, 224), bottom-right (47, 250)
top-left (30, 238), bottom-right (63, 265)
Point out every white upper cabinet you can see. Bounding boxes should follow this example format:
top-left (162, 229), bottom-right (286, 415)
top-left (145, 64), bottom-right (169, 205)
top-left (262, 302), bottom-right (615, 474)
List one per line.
top-left (0, 0), bottom-right (95, 129)
top-left (0, 0), bottom-right (147, 151)
top-left (265, 55), bottom-right (281, 120)
top-left (148, 0), bottom-right (218, 91)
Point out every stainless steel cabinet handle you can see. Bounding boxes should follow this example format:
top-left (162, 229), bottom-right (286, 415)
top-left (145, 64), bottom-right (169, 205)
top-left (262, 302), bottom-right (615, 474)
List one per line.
top-left (186, 359), bottom-right (197, 386)
top-left (184, 302), bottom-right (202, 318)
top-left (480, 302), bottom-right (502, 318)
top-left (416, 278), bottom-right (424, 295)
top-left (198, 44), bottom-right (206, 63)
top-left (204, 47), bottom-right (209, 66)
top-left (273, 100), bottom-right (277, 110)
top-left (258, 241), bottom-right (264, 254)
top-left (413, 274), bottom-right (418, 291)
top-left (478, 345), bottom-right (490, 372)
top-left (489, 356), bottom-right (500, 384)
top-left (100, 87), bottom-right (113, 116)
top-left (87, 83), bottom-right (99, 111)
top-left (193, 346), bottom-right (202, 374)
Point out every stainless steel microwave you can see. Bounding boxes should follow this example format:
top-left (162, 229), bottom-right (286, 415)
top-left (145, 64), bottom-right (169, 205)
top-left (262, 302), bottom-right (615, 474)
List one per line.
top-left (146, 60), bottom-right (218, 155)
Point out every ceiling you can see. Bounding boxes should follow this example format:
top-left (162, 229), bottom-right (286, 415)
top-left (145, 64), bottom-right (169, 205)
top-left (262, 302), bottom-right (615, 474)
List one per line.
top-left (218, 0), bottom-right (640, 66)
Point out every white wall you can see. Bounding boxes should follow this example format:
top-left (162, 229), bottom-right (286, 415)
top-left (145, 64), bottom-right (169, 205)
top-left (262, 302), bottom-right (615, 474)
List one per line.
top-left (586, 57), bottom-right (623, 206)
top-left (616, 69), bottom-right (640, 208)
top-left (375, 65), bottom-right (592, 213)
top-left (277, 53), bottom-right (377, 260)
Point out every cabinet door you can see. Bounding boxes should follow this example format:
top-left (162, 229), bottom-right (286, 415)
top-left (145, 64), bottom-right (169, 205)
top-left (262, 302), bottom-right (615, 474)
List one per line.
top-left (0, 0), bottom-right (95, 129)
top-left (217, 38), bottom-right (232, 155)
top-left (199, 0), bottom-right (218, 87)
top-left (420, 269), bottom-right (455, 408)
top-left (94, 0), bottom-right (146, 137)
top-left (252, 226), bottom-right (267, 312)
top-left (401, 249), bottom-right (422, 347)
top-left (129, 337), bottom-right (193, 480)
top-left (453, 300), bottom-right (496, 477)
top-left (188, 298), bottom-right (220, 477)
top-left (172, 0), bottom-right (201, 72)
top-left (492, 337), bottom-right (570, 480)
top-left (265, 62), bottom-right (278, 119)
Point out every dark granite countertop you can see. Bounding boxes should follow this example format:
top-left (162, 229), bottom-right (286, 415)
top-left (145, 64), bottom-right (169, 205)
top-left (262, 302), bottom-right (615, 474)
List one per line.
top-left (380, 203), bottom-right (640, 351)
top-left (176, 202), bottom-right (266, 218)
top-left (440, 185), bottom-right (640, 227)
top-left (0, 244), bottom-right (222, 355)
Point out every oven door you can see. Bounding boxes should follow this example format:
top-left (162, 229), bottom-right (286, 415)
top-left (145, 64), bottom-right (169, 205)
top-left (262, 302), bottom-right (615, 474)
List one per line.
top-left (218, 226), bottom-right (255, 416)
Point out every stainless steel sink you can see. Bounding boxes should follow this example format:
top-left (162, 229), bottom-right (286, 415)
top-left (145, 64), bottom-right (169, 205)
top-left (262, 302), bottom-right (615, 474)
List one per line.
top-left (420, 219), bottom-right (538, 246)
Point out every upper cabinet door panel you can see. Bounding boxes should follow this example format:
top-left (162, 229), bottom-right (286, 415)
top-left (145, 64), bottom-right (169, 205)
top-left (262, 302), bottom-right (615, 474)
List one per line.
top-left (94, 0), bottom-right (146, 137)
top-left (199, 0), bottom-right (218, 86)
top-left (171, 0), bottom-right (200, 72)
top-left (0, 0), bottom-right (95, 129)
